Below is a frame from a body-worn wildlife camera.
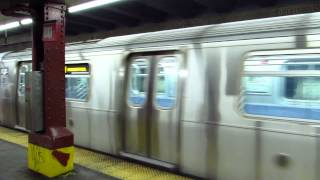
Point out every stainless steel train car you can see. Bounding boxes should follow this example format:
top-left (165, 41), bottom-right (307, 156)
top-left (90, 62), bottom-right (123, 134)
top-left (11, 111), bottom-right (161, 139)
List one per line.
top-left (2, 12), bottom-right (320, 180)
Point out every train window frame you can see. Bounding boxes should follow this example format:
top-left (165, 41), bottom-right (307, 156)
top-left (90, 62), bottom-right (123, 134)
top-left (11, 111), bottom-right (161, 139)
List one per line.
top-left (240, 49), bottom-right (320, 124)
top-left (127, 58), bottom-right (150, 108)
top-left (65, 63), bottom-right (91, 102)
top-left (153, 56), bottom-right (179, 110)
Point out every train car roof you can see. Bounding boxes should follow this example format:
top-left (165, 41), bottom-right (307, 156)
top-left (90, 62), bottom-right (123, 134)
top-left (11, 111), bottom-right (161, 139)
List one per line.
top-left (97, 12), bottom-right (320, 47)
top-left (2, 11), bottom-right (320, 61)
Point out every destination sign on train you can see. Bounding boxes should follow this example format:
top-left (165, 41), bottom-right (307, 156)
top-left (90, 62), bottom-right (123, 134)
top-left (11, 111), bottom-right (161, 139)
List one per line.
top-left (65, 64), bottom-right (90, 74)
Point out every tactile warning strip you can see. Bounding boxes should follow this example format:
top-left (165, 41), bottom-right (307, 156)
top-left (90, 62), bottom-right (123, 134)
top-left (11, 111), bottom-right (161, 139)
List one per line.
top-left (0, 126), bottom-right (192, 180)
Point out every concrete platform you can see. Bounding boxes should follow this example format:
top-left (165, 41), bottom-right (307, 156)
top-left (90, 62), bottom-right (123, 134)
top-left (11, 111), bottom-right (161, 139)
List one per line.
top-left (0, 140), bottom-right (118, 180)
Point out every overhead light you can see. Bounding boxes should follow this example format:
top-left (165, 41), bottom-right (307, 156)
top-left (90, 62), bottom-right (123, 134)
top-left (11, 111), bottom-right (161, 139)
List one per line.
top-left (0, 21), bottom-right (20, 31)
top-left (68, 0), bottom-right (122, 13)
top-left (20, 18), bottom-right (33, 25)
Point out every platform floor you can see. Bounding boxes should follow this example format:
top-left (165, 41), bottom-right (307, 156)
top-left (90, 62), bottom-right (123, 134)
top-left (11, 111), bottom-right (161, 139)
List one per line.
top-left (0, 140), bottom-right (118, 180)
top-left (0, 126), bottom-right (191, 180)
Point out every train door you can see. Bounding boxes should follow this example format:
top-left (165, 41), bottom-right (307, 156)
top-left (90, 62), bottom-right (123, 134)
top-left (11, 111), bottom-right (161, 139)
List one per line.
top-left (16, 62), bottom-right (31, 130)
top-left (123, 52), bottom-right (182, 168)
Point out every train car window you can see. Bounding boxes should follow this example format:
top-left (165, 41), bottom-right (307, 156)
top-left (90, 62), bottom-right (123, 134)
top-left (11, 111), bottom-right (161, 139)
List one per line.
top-left (0, 68), bottom-right (8, 86)
top-left (242, 53), bottom-right (320, 122)
top-left (285, 77), bottom-right (320, 100)
top-left (285, 62), bottom-right (320, 100)
top-left (65, 63), bottom-right (90, 101)
top-left (154, 57), bottom-right (178, 109)
top-left (65, 77), bottom-right (89, 101)
top-left (243, 76), bottom-right (272, 95)
top-left (128, 59), bottom-right (149, 106)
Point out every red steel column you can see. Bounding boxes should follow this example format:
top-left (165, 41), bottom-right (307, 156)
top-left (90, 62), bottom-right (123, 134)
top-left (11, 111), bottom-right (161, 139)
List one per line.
top-left (34, 1), bottom-right (67, 129)
top-left (29, 0), bottom-right (73, 147)
top-left (28, 0), bottom-right (74, 177)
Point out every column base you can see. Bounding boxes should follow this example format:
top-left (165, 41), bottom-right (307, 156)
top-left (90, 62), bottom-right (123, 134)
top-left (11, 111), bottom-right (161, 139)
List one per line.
top-left (28, 143), bottom-right (74, 178)
top-left (28, 127), bottom-right (74, 177)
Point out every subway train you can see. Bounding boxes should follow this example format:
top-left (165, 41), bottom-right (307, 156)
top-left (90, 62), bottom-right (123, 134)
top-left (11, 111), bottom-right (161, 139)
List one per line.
top-left (1, 11), bottom-right (320, 180)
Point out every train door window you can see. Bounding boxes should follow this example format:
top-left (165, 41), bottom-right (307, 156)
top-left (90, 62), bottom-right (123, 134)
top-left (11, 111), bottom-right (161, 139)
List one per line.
top-left (18, 65), bottom-right (29, 96)
top-left (154, 57), bottom-right (178, 109)
top-left (128, 59), bottom-right (149, 106)
top-left (65, 63), bottom-right (90, 101)
top-left (0, 68), bottom-right (8, 86)
top-left (241, 51), bottom-right (320, 122)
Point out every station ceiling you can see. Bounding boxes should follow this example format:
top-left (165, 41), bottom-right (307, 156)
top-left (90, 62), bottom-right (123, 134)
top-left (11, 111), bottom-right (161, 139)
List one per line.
top-left (0, 0), bottom-right (319, 40)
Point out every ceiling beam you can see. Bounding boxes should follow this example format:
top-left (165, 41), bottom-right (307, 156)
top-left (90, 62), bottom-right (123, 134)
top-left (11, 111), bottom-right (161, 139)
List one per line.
top-left (92, 9), bottom-right (140, 26)
top-left (136, 0), bottom-right (204, 18)
top-left (256, 0), bottom-right (278, 6)
top-left (193, 0), bottom-right (237, 12)
top-left (67, 21), bottom-right (96, 33)
top-left (68, 14), bottom-right (116, 30)
top-left (103, 1), bottom-right (167, 23)
top-left (74, 12), bottom-right (122, 26)
top-left (66, 28), bottom-right (80, 36)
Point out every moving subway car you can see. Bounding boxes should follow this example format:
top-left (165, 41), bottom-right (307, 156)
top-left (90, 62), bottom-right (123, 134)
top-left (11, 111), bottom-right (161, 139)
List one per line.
top-left (2, 12), bottom-right (320, 180)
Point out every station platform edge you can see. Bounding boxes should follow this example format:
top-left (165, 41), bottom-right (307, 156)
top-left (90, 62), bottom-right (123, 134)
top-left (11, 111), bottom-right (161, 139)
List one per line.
top-left (0, 126), bottom-right (192, 180)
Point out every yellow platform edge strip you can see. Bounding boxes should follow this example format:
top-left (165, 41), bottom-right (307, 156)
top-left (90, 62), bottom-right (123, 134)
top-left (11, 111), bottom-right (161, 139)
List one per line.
top-left (0, 126), bottom-right (192, 180)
